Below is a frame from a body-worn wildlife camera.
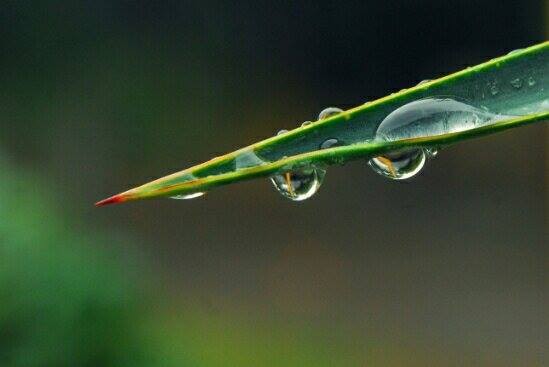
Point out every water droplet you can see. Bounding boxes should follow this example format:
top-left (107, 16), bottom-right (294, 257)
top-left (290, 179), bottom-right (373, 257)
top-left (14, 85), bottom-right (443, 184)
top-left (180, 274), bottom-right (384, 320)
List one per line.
top-left (508, 48), bottom-right (523, 55)
top-left (235, 149), bottom-right (265, 169)
top-left (277, 129), bottom-right (288, 135)
top-left (367, 97), bottom-right (509, 180)
top-left (425, 147), bottom-right (438, 158)
top-left (171, 192), bottom-right (205, 200)
top-left (373, 97), bottom-right (507, 141)
top-left (527, 77), bottom-right (536, 86)
top-left (490, 83), bottom-right (498, 95)
top-left (270, 167), bottom-right (325, 201)
top-left (417, 79), bottom-right (431, 86)
top-left (368, 150), bottom-right (426, 180)
top-left (510, 78), bottom-right (522, 89)
top-left (319, 138), bottom-right (340, 149)
top-left (301, 120), bottom-right (313, 127)
top-left (318, 107), bottom-right (343, 120)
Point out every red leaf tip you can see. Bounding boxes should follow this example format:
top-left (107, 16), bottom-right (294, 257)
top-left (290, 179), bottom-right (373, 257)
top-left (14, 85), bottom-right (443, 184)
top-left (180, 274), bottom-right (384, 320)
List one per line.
top-left (95, 194), bottom-right (126, 207)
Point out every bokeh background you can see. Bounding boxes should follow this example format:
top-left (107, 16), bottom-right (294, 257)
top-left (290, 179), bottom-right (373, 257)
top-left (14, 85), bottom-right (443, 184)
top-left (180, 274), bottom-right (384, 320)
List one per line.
top-left (1, 1), bottom-right (547, 366)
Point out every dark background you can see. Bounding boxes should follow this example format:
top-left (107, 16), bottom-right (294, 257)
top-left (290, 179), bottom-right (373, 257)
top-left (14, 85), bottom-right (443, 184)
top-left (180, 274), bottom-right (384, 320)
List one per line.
top-left (1, 1), bottom-right (547, 366)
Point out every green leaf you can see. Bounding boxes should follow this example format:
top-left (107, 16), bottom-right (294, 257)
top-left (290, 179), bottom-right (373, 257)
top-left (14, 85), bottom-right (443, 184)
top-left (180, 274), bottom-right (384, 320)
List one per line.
top-left (97, 42), bottom-right (549, 206)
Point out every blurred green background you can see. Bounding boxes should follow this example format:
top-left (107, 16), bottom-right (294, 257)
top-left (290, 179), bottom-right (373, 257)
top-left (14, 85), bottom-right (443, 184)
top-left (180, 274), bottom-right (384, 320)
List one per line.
top-left (0, 1), bottom-right (547, 366)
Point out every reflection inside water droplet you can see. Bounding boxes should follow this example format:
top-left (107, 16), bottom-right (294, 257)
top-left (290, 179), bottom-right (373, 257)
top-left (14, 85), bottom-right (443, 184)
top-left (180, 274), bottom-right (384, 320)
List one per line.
top-left (171, 192), bottom-right (205, 200)
top-left (318, 107), bottom-right (343, 120)
top-left (368, 149), bottom-right (426, 180)
top-left (270, 167), bottom-right (325, 201)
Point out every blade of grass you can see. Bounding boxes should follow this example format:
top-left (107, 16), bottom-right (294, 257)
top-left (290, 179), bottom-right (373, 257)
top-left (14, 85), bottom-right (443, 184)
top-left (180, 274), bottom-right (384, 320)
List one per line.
top-left (97, 42), bottom-right (549, 206)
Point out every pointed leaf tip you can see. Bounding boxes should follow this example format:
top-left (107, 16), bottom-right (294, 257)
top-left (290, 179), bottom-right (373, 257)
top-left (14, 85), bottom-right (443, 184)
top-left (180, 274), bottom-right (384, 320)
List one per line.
top-left (95, 194), bottom-right (126, 207)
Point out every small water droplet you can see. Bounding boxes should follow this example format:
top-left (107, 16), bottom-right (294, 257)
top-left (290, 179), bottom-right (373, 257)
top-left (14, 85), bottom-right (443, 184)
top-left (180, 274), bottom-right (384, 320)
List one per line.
top-left (417, 79), bottom-right (431, 86)
top-left (490, 83), bottom-right (498, 95)
top-left (277, 129), bottom-right (288, 135)
top-left (171, 192), bottom-right (205, 200)
top-left (508, 48), bottom-right (523, 55)
top-left (425, 147), bottom-right (438, 158)
top-left (235, 149), bottom-right (265, 169)
top-left (270, 167), bottom-right (325, 201)
top-left (320, 138), bottom-right (340, 149)
top-left (510, 78), bottom-right (522, 89)
top-left (527, 77), bottom-right (536, 86)
top-left (368, 150), bottom-right (426, 180)
top-left (301, 120), bottom-right (313, 127)
top-left (318, 107), bottom-right (343, 120)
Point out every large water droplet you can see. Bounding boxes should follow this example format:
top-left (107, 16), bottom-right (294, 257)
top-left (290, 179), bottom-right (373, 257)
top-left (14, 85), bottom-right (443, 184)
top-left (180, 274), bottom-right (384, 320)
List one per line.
top-left (318, 107), bottom-right (343, 120)
top-left (368, 150), bottom-right (426, 180)
top-left (373, 97), bottom-right (506, 141)
top-left (171, 192), bottom-right (205, 200)
top-left (367, 97), bottom-right (508, 180)
top-left (270, 167), bottom-right (326, 201)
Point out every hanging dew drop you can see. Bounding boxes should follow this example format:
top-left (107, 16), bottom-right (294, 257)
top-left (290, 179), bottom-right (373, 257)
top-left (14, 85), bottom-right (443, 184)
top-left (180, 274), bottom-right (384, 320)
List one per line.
top-left (368, 150), bottom-right (426, 180)
top-left (318, 107), bottom-right (343, 120)
top-left (270, 167), bottom-right (326, 201)
top-left (171, 192), bottom-right (205, 200)
top-left (270, 127), bottom-right (327, 201)
top-left (168, 173), bottom-right (205, 200)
